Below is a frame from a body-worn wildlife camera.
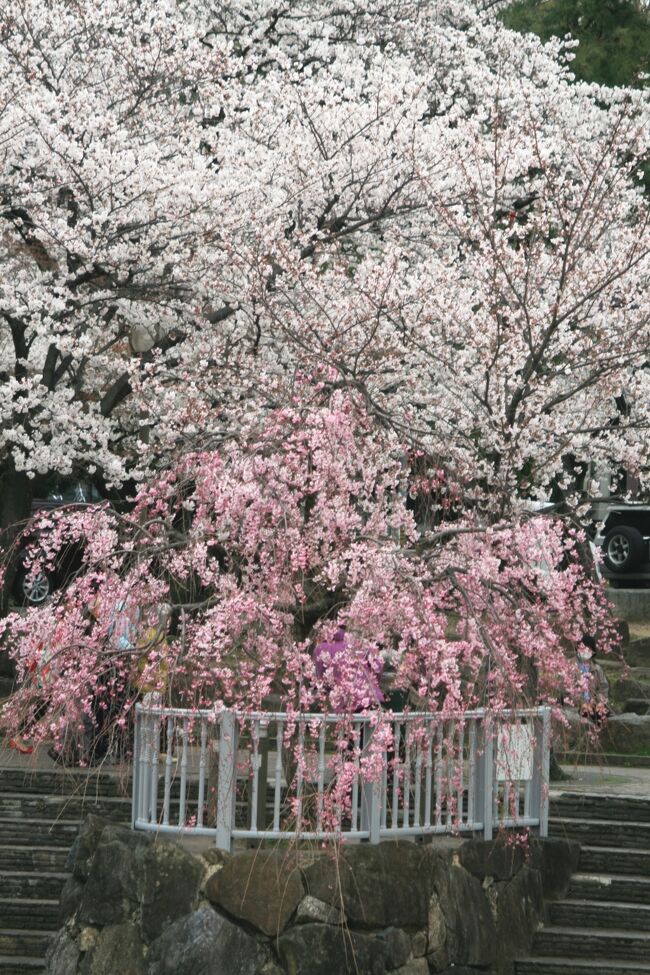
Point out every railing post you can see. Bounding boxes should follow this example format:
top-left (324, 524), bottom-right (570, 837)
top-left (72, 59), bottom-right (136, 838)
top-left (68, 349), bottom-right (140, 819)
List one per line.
top-left (255, 719), bottom-right (270, 835)
top-left (149, 713), bottom-right (161, 825)
top-left (528, 707), bottom-right (551, 836)
top-left (369, 774), bottom-right (382, 844)
top-left (475, 715), bottom-right (494, 841)
top-left (197, 719), bottom-right (208, 829)
top-left (360, 722), bottom-right (382, 843)
top-left (140, 710), bottom-right (153, 824)
top-left (216, 711), bottom-right (238, 852)
top-left (538, 707), bottom-right (551, 836)
top-left (131, 706), bottom-right (140, 828)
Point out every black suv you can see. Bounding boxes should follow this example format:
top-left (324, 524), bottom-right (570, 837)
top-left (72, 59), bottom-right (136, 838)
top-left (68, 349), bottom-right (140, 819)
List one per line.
top-left (594, 505), bottom-right (650, 579)
top-left (13, 480), bottom-right (105, 606)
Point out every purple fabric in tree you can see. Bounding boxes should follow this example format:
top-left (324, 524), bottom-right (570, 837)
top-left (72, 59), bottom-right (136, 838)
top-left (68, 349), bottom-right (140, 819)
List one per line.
top-left (314, 628), bottom-right (384, 709)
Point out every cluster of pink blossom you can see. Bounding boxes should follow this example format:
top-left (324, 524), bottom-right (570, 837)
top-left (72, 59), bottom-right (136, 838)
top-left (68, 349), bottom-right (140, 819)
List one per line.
top-left (1, 392), bottom-right (618, 760)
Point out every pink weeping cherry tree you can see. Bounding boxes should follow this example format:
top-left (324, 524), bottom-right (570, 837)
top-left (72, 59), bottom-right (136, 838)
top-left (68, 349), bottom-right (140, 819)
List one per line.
top-left (0, 387), bottom-right (618, 824)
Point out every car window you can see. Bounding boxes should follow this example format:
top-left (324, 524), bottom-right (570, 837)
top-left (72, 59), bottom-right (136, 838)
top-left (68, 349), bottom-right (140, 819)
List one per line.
top-left (46, 481), bottom-right (97, 503)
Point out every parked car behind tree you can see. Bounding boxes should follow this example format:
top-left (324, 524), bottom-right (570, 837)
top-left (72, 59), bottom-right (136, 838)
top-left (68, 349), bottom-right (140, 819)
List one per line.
top-left (13, 479), bottom-right (106, 606)
top-left (593, 505), bottom-right (650, 582)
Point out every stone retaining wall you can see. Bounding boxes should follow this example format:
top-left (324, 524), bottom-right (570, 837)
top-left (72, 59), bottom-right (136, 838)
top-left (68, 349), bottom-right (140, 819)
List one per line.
top-left (46, 816), bottom-right (579, 975)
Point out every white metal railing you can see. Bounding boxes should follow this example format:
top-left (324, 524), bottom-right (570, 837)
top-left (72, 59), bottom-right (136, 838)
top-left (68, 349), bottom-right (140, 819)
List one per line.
top-left (131, 704), bottom-right (550, 851)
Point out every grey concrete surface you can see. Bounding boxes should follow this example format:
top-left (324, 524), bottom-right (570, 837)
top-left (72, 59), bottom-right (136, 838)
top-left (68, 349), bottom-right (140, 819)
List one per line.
top-left (552, 762), bottom-right (650, 798)
top-left (606, 587), bottom-right (650, 622)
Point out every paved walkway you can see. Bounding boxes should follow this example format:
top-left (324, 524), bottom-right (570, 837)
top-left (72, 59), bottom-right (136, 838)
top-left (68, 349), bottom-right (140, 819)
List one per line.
top-left (553, 762), bottom-right (650, 798)
top-left (0, 742), bottom-right (119, 774)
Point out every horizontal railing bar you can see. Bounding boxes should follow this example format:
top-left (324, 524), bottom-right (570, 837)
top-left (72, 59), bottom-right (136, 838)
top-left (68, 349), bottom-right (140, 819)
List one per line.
top-left (134, 818), bottom-right (489, 840)
top-left (231, 829), bottom-right (371, 841)
top-left (134, 820), bottom-right (220, 838)
top-left (135, 704), bottom-right (549, 721)
top-left (379, 823), bottom-right (479, 836)
top-left (497, 817), bottom-right (540, 827)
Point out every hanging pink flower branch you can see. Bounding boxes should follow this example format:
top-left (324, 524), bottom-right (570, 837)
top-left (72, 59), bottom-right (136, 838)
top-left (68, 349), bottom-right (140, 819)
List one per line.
top-left (1, 389), bottom-right (618, 783)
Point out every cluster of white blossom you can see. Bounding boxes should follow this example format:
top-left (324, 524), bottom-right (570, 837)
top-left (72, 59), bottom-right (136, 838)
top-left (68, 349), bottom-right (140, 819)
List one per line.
top-left (1, 0), bottom-right (649, 516)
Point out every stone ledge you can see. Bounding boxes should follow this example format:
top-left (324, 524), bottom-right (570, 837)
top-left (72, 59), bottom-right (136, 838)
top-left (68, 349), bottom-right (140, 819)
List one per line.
top-left (606, 588), bottom-right (650, 622)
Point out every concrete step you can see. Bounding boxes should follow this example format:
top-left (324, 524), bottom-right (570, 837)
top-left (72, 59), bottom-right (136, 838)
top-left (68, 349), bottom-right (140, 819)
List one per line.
top-left (532, 927), bottom-right (650, 962)
top-left (0, 847), bottom-right (68, 874)
top-left (550, 793), bottom-right (650, 824)
top-left (550, 818), bottom-right (650, 850)
top-left (557, 754), bottom-right (650, 769)
top-left (0, 900), bottom-right (59, 931)
top-left (600, 661), bottom-right (650, 673)
top-left (0, 930), bottom-right (52, 959)
top-left (0, 957), bottom-right (45, 974)
top-left (516, 959), bottom-right (650, 975)
top-left (0, 873), bottom-right (67, 900)
top-left (549, 899), bottom-right (650, 931)
top-left (580, 846), bottom-right (650, 877)
top-left (0, 767), bottom-right (131, 799)
top-left (0, 819), bottom-right (80, 848)
top-left (569, 873), bottom-right (650, 904)
top-left (0, 793), bottom-right (130, 822)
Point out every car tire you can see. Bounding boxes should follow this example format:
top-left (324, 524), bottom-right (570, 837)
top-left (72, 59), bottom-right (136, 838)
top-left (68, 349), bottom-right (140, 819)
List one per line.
top-left (603, 525), bottom-right (646, 572)
top-left (13, 566), bottom-right (54, 606)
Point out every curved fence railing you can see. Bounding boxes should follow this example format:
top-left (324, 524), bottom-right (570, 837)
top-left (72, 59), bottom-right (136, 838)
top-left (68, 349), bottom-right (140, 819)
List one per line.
top-left (131, 704), bottom-right (550, 851)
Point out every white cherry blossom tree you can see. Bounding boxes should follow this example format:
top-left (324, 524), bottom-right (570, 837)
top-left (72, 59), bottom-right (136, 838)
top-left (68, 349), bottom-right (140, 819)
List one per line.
top-left (1, 0), bottom-right (649, 609)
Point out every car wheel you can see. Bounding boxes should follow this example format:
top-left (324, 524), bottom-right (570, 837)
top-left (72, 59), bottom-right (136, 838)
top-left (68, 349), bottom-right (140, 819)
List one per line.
top-left (603, 525), bottom-right (646, 572)
top-left (14, 567), bottom-right (54, 606)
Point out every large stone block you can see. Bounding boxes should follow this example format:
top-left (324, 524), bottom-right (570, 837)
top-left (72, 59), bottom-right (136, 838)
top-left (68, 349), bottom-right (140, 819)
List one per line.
top-left (602, 714), bottom-right (650, 754)
top-left (427, 892), bottom-right (447, 960)
top-left (59, 875), bottom-right (85, 925)
top-left (395, 962), bottom-right (429, 975)
top-left (493, 866), bottom-right (544, 975)
top-left (295, 895), bottom-right (345, 925)
top-left (146, 907), bottom-right (266, 975)
top-left (460, 837), bottom-right (577, 903)
top-left (206, 850), bottom-right (303, 936)
top-left (529, 837), bottom-right (580, 901)
top-left (77, 828), bottom-right (150, 926)
top-left (612, 677), bottom-right (650, 704)
top-left (200, 848), bottom-right (232, 868)
top-left (45, 929), bottom-right (80, 975)
top-left (81, 923), bottom-right (146, 975)
top-left (411, 931), bottom-right (427, 958)
top-left (277, 922), bottom-right (391, 975)
top-left (302, 842), bottom-right (430, 930)
top-left (431, 858), bottom-right (496, 968)
top-left (141, 842), bottom-right (203, 940)
top-left (621, 637), bottom-right (650, 667)
top-left (458, 839), bottom-right (525, 881)
top-left (66, 815), bottom-right (115, 882)
top-left (376, 927), bottom-right (412, 969)
top-left (623, 699), bottom-right (650, 715)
